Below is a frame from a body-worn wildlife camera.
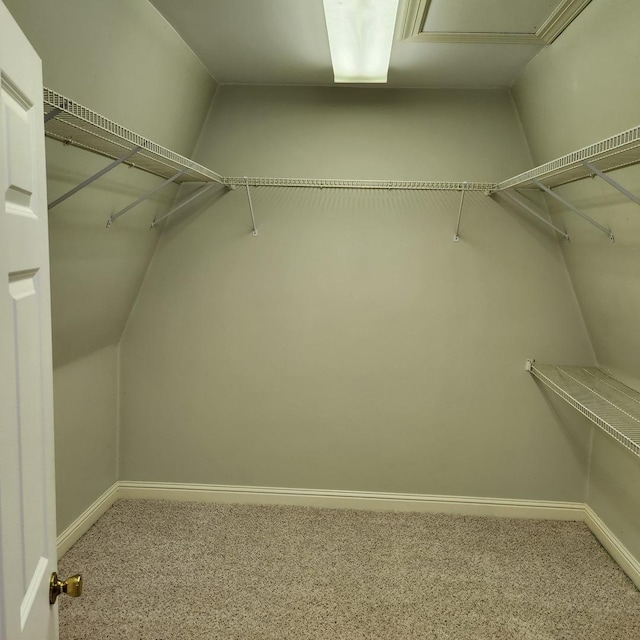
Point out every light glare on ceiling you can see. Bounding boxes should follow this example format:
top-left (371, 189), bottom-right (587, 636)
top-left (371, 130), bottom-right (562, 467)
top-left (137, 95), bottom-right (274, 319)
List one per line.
top-left (322, 0), bottom-right (400, 83)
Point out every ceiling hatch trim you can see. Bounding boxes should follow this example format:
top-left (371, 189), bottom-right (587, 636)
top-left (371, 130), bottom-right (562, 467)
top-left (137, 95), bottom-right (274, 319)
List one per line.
top-left (400, 0), bottom-right (592, 45)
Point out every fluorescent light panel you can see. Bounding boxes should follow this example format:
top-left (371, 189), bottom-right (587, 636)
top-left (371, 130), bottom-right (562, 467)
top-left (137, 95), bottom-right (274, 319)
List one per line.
top-left (323, 0), bottom-right (400, 83)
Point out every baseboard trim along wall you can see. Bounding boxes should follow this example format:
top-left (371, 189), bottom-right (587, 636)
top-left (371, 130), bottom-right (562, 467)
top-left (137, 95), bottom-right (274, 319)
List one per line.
top-left (58, 481), bottom-right (640, 589)
top-left (56, 482), bottom-right (119, 558)
top-left (584, 505), bottom-right (640, 590)
top-left (117, 481), bottom-right (584, 520)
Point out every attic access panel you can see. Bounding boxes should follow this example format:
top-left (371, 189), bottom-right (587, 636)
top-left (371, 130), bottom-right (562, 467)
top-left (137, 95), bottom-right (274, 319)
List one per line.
top-left (423, 0), bottom-right (560, 35)
top-left (402, 0), bottom-right (592, 44)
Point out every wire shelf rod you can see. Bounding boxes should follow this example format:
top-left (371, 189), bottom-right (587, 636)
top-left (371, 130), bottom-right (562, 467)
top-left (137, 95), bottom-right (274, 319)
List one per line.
top-left (582, 160), bottom-right (640, 206)
top-left (107, 169), bottom-right (186, 228)
top-left (534, 181), bottom-right (615, 242)
top-left (499, 191), bottom-right (570, 241)
top-left (48, 146), bottom-right (141, 210)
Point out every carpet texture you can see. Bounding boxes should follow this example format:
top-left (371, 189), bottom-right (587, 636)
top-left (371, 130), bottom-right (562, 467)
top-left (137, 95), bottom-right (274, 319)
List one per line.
top-left (58, 500), bottom-right (640, 639)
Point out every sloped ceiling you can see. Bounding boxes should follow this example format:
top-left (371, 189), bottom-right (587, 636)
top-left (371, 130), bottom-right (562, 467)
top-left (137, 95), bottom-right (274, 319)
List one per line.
top-left (148, 0), bottom-right (590, 88)
top-left (4, 0), bottom-right (218, 366)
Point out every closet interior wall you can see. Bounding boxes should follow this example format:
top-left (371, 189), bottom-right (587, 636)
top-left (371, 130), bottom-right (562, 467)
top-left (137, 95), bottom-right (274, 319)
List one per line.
top-left (119, 85), bottom-right (595, 501)
top-left (512, 0), bottom-right (640, 560)
top-left (3, 0), bottom-right (218, 533)
top-left (6, 0), bottom-right (638, 545)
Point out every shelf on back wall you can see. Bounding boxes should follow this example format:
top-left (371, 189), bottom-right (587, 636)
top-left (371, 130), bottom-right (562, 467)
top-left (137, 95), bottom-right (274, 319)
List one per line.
top-left (527, 362), bottom-right (640, 459)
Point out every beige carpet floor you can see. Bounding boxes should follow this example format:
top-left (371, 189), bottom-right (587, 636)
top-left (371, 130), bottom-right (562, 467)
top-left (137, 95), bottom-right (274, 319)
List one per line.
top-left (58, 500), bottom-right (640, 639)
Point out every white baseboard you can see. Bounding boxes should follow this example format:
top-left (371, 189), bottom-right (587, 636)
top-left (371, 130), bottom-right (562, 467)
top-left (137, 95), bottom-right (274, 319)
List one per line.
top-left (584, 505), bottom-right (640, 590)
top-left (59, 481), bottom-right (640, 590)
top-left (117, 481), bottom-right (584, 521)
top-left (56, 482), bottom-right (119, 558)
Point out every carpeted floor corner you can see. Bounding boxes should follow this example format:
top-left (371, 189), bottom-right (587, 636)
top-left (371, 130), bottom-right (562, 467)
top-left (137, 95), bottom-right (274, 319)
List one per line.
top-left (58, 500), bottom-right (640, 639)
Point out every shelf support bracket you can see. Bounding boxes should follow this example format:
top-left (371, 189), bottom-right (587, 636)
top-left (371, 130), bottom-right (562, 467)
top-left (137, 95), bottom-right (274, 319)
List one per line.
top-left (534, 180), bottom-right (615, 242)
top-left (44, 107), bottom-right (61, 123)
top-left (582, 160), bottom-right (640, 207)
top-left (500, 191), bottom-right (570, 241)
top-left (244, 177), bottom-right (258, 237)
top-left (453, 183), bottom-right (467, 242)
top-left (48, 146), bottom-right (142, 211)
top-left (150, 183), bottom-right (217, 230)
top-left (107, 169), bottom-right (187, 228)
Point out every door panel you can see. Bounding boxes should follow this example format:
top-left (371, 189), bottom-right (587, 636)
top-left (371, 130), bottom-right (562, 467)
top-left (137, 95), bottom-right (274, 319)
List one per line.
top-left (0, 2), bottom-right (58, 638)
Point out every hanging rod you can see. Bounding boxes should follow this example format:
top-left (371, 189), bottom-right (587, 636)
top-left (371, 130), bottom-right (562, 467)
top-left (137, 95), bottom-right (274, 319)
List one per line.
top-left (496, 124), bottom-right (640, 192)
top-left (526, 360), bottom-right (640, 460)
top-left (43, 88), bottom-right (223, 185)
top-left (224, 177), bottom-right (496, 192)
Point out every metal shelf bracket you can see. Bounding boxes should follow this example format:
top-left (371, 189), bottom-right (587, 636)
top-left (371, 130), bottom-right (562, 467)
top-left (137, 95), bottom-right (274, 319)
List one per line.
top-left (150, 183), bottom-right (217, 230)
top-left (107, 169), bottom-right (187, 228)
top-left (582, 160), bottom-right (640, 207)
top-left (48, 146), bottom-right (141, 211)
top-left (499, 190), bottom-right (570, 241)
top-left (44, 107), bottom-right (61, 123)
top-left (244, 177), bottom-right (258, 237)
top-left (534, 181), bottom-right (615, 242)
top-left (453, 183), bottom-right (467, 242)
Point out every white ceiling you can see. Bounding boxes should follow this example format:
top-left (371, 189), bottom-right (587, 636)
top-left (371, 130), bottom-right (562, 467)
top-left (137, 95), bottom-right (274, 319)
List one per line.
top-left (148, 0), bottom-right (581, 88)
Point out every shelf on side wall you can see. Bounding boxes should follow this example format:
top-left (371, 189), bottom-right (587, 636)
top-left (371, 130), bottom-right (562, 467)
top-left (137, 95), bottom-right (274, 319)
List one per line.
top-left (528, 362), bottom-right (640, 459)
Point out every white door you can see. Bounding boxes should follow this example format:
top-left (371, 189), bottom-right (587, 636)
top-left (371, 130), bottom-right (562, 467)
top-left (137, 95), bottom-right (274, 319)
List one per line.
top-left (0, 3), bottom-right (58, 639)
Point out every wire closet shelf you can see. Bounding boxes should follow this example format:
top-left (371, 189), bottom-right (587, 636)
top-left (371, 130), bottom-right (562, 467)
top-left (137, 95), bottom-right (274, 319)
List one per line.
top-left (496, 125), bottom-right (640, 191)
top-left (43, 88), bottom-right (223, 185)
top-left (223, 177), bottom-right (496, 191)
top-left (527, 362), bottom-right (640, 459)
top-left (44, 88), bottom-right (497, 194)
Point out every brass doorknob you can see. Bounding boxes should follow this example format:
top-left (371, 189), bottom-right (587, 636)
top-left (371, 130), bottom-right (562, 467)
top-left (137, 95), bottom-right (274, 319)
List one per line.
top-left (49, 572), bottom-right (83, 604)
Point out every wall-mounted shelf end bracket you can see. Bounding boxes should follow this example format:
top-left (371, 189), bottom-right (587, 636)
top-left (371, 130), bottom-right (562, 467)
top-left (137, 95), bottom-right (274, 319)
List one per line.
top-left (244, 177), bottom-right (258, 237)
top-left (453, 182), bottom-right (467, 242)
top-left (525, 359), bottom-right (535, 372)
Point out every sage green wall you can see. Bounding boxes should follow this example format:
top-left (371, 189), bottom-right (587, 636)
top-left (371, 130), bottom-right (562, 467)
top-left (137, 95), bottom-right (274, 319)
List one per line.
top-left (512, 0), bottom-right (640, 557)
top-left (53, 345), bottom-right (118, 533)
top-left (120, 86), bottom-right (594, 501)
top-left (4, 0), bottom-right (218, 533)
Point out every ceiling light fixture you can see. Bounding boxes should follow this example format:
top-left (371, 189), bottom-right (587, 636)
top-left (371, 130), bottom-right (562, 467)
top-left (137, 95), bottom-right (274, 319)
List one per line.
top-left (323, 0), bottom-right (400, 83)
